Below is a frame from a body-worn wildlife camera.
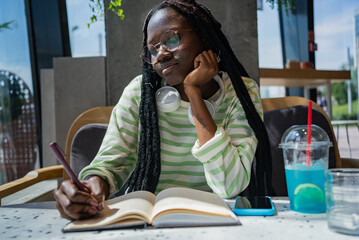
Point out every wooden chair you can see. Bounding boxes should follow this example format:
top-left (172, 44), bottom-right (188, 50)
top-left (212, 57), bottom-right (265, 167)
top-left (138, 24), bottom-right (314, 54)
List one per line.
top-left (262, 96), bottom-right (359, 169)
top-left (261, 96), bottom-right (359, 196)
top-left (0, 106), bottom-right (114, 205)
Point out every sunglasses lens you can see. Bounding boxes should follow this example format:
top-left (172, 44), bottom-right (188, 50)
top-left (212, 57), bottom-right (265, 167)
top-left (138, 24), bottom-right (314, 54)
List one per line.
top-left (161, 30), bottom-right (180, 51)
top-left (141, 30), bottom-right (181, 64)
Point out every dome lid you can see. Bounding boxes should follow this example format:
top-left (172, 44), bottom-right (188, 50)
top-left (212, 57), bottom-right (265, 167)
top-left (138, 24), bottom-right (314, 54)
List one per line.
top-left (279, 125), bottom-right (332, 150)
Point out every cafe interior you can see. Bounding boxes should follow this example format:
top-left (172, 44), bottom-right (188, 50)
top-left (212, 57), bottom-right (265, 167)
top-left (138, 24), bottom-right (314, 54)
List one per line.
top-left (0, 0), bottom-right (359, 239)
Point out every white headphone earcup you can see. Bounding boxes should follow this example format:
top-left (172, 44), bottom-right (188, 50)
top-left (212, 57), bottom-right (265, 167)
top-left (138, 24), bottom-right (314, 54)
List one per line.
top-left (156, 86), bottom-right (181, 112)
top-left (188, 100), bottom-right (215, 125)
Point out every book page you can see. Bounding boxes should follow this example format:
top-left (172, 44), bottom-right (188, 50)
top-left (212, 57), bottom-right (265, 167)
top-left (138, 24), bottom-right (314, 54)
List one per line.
top-left (151, 187), bottom-right (237, 221)
top-left (65, 191), bottom-right (156, 230)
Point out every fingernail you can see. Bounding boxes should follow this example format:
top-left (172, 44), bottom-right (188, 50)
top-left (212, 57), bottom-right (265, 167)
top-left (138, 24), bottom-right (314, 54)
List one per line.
top-left (98, 202), bottom-right (104, 211)
top-left (90, 201), bottom-right (99, 207)
top-left (88, 208), bottom-right (97, 215)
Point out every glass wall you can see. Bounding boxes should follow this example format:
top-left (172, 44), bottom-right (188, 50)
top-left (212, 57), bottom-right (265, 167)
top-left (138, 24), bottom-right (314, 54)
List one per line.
top-left (66, 0), bottom-right (106, 57)
top-left (315, 0), bottom-right (359, 70)
top-left (314, 0), bottom-right (359, 120)
top-left (0, 0), bottom-right (38, 184)
top-left (0, 0), bottom-right (107, 185)
top-left (0, 0), bottom-right (33, 92)
top-left (314, 0), bottom-right (359, 159)
top-left (257, 3), bottom-right (285, 98)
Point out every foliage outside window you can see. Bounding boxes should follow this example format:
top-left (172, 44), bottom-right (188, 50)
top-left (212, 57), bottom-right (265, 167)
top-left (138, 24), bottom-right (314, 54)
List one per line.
top-left (88, 0), bottom-right (294, 26)
top-left (266, 0), bottom-right (295, 14)
top-left (331, 57), bottom-right (358, 120)
top-left (88, 0), bottom-right (124, 27)
top-left (0, 73), bottom-right (25, 125)
top-left (0, 21), bottom-right (14, 32)
top-left (0, 21), bottom-right (23, 125)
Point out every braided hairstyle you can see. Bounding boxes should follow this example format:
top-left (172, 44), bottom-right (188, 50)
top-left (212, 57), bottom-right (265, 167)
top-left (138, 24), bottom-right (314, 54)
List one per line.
top-left (124, 0), bottom-right (274, 196)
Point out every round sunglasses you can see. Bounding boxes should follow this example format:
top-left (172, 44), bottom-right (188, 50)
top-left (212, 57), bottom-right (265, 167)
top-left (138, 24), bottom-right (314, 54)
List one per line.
top-left (141, 29), bottom-right (193, 64)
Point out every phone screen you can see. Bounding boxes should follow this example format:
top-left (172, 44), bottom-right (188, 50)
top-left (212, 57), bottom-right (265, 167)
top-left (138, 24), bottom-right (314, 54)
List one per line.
top-left (234, 196), bottom-right (272, 209)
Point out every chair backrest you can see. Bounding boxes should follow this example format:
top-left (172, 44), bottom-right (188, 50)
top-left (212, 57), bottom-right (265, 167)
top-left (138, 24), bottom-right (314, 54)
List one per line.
top-left (262, 96), bottom-right (341, 196)
top-left (69, 123), bottom-right (108, 177)
top-left (63, 106), bottom-right (114, 180)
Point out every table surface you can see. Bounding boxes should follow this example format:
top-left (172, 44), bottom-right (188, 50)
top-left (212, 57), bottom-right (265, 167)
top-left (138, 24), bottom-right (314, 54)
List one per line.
top-left (259, 68), bottom-right (350, 87)
top-left (0, 198), bottom-right (357, 240)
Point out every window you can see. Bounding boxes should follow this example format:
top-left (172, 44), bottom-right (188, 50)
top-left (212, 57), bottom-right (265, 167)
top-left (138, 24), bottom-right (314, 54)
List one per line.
top-left (314, 0), bottom-right (359, 70)
top-left (0, 0), bottom-right (32, 92)
top-left (257, 3), bottom-right (285, 98)
top-left (66, 0), bottom-right (106, 57)
top-left (0, 0), bottom-right (38, 184)
top-left (314, 0), bottom-right (359, 120)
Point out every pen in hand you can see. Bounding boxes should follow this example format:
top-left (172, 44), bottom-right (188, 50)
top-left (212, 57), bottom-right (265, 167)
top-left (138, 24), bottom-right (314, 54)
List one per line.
top-left (49, 142), bottom-right (88, 193)
top-left (50, 142), bottom-right (105, 215)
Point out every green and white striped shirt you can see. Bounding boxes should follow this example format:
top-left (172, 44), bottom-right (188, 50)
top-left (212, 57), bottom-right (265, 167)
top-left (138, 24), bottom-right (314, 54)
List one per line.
top-left (79, 72), bottom-right (263, 198)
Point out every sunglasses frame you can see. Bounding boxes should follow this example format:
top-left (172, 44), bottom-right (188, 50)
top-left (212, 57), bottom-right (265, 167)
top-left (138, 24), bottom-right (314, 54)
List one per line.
top-left (141, 29), bottom-right (193, 64)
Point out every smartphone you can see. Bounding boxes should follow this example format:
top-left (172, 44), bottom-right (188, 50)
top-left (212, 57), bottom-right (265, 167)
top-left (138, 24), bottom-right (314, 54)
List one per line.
top-left (233, 196), bottom-right (275, 216)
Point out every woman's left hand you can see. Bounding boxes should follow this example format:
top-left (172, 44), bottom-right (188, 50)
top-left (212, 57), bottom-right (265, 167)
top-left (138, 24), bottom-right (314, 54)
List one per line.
top-left (182, 50), bottom-right (219, 145)
top-left (183, 50), bottom-right (219, 89)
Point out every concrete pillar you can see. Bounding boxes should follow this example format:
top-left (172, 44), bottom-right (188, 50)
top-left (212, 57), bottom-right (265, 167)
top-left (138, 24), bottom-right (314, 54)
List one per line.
top-left (104, 0), bottom-right (258, 105)
top-left (40, 69), bottom-right (56, 167)
top-left (40, 57), bottom-right (106, 166)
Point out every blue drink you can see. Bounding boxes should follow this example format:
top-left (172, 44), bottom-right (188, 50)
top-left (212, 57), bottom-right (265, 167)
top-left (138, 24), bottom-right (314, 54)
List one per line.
top-left (285, 161), bottom-right (326, 213)
top-left (279, 125), bottom-right (332, 213)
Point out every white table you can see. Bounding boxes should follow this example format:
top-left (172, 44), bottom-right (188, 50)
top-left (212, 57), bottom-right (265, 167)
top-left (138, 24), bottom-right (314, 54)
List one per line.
top-left (0, 198), bottom-right (357, 240)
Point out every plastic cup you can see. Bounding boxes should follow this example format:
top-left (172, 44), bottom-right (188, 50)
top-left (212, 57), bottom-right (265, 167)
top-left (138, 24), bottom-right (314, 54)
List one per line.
top-left (279, 125), bottom-right (332, 213)
top-left (325, 169), bottom-right (359, 236)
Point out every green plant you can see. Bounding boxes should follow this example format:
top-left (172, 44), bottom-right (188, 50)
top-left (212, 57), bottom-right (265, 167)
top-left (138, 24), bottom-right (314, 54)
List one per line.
top-left (266, 0), bottom-right (295, 14)
top-left (89, 0), bottom-right (294, 26)
top-left (88, 0), bottom-right (124, 28)
top-left (0, 21), bottom-right (15, 32)
top-left (0, 73), bottom-right (25, 125)
top-left (108, 0), bottom-right (124, 19)
top-left (332, 99), bottom-right (358, 120)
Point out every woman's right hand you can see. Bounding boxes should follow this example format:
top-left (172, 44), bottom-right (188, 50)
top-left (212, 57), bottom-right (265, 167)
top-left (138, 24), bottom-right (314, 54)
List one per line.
top-left (54, 176), bottom-right (109, 220)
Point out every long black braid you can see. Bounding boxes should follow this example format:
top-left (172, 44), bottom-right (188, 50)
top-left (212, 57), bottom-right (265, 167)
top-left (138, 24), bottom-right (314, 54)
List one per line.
top-left (124, 0), bottom-right (274, 196)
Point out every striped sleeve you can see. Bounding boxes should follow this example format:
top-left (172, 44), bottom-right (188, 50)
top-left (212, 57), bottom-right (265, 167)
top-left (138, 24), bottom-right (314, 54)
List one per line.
top-left (191, 78), bottom-right (261, 198)
top-left (79, 75), bottom-right (142, 195)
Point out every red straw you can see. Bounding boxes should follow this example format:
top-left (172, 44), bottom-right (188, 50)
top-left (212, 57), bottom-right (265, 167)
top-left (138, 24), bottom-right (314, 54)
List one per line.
top-left (306, 101), bottom-right (312, 166)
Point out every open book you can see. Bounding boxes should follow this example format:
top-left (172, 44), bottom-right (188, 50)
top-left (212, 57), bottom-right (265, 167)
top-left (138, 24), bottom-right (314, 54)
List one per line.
top-left (63, 187), bottom-right (240, 232)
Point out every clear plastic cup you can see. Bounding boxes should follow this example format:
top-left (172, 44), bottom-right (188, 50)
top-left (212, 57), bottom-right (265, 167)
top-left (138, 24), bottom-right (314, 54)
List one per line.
top-left (279, 125), bottom-right (332, 213)
top-left (325, 169), bottom-right (359, 236)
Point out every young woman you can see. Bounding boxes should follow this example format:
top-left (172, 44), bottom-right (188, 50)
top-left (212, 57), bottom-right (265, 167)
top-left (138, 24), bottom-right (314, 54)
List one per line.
top-left (55, 0), bottom-right (272, 220)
